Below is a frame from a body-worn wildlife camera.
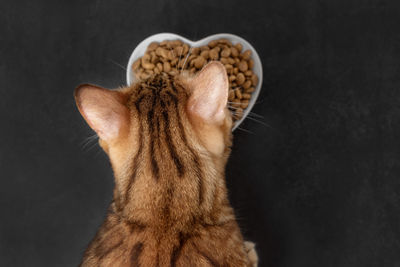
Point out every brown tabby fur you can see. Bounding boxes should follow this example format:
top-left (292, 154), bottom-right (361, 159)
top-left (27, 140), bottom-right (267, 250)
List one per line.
top-left (75, 62), bottom-right (257, 266)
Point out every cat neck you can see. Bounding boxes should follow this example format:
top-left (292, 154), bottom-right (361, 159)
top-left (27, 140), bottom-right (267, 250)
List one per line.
top-left (110, 154), bottom-right (233, 231)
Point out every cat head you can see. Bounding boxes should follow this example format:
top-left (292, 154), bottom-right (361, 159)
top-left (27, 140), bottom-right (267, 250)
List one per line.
top-left (74, 62), bottom-right (232, 179)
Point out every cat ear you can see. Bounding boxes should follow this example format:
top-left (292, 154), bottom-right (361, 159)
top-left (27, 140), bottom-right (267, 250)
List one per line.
top-left (187, 61), bottom-right (229, 124)
top-left (74, 84), bottom-right (129, 142)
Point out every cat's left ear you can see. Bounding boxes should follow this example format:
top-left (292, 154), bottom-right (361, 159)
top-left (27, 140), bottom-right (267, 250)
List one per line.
top-left (74, 84), bottom-right (129, 142)
top-left (186, 61), bottom-right (229, 125)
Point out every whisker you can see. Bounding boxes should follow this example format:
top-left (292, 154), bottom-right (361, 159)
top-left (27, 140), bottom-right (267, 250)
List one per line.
top-left (227, 103), bottom-right (264, 118)
top-left (244, 115), bottom-right (273, 128)
top-left (167, 45), bottom-right (176, 61)
top-left (109, 59), bottom-right (126, 71)
top-left (227, 107), bottom-right (264, 119)
top-left (177, 46), bottom-right (184, 73)
top-left (236, 126), bottom-right (254, 134)
top-left (83, 139), bottom-right (100, 153)
top-left (180, 47), bottom-right (193, 73)
top-left (81, 134), bottom-right (98, 149)
top-left (227, 102), bottom-right (242, 107)
top-left (227, 105), bottom-right (271, 129)
top-left (227, 105), bottom-right (243, 110)
top-left (255, 97), bottom-right (267, 105)
top-left (247, 111), bottom-right (264, 118)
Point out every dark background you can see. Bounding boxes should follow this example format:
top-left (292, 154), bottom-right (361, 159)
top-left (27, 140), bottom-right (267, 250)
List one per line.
top-left (1, 0), bottom-right (400, 266)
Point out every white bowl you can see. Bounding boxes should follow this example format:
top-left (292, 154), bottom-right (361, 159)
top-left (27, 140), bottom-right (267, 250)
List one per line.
top-left (126, 33), bottom-right (263, 131)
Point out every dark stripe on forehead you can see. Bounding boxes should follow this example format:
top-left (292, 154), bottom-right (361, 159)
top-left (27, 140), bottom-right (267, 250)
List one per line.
top-left (134, 94), bottom-right (145, 115)
top-left (148, 107), bottom-right (160, 180)
top-left (162, 108), bottom-right (184, 177)
top-left (170, 81), bottom-right (178, 93)
top-left (125, 114), bottom-right (144, 205)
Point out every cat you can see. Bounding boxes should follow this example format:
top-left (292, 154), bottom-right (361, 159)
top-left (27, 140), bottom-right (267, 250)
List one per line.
top-left (74, 61), bottom-right (258, 266)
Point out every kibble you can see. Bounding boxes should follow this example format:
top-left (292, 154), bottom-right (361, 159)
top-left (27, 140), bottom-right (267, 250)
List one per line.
top-left (238, 60), bottom-right (248, 72)
top-left (131, 38), bottom-right (259, 122)
top-left (236, 73), bottom-right (245, 85)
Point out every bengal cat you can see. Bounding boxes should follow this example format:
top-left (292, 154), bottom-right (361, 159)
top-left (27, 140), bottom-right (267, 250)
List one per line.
top-left (74, 62), bottom-right (258, 266)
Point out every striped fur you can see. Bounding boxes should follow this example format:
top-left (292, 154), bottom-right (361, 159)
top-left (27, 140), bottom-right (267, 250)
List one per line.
top-left (77, 69), bottom-right (255, 266)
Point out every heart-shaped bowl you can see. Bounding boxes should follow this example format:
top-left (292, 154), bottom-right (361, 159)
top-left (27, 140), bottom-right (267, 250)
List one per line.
top-left (126, 33), bottom-right (263, 131)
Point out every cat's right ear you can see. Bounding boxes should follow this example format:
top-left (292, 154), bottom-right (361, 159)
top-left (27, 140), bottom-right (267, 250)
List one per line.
top-left (74, 84), bottom-right (129, 142)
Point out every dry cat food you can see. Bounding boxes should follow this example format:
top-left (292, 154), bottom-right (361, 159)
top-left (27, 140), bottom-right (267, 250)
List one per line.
top-left (131, 39), bottom-right (259, 121)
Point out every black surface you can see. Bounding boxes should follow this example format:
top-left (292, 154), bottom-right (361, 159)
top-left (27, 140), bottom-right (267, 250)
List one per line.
top-left (1, 0), bottom-right (400, 266)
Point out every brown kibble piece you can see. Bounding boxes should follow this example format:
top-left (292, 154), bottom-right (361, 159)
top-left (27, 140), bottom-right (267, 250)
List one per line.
top-left (167, 50), bottom-right (175, 60)
top-left (235, 43), bottom-right (243, 52)
top-left (241, 49), bottom-right (252, 60)
top-left (208, 40), bottom-right (218, 48)
top-left (220, 58), bottom-right (229, 65)
top-left (163, 61), bottom-right (171, 72)
top-left (174, 46), bottom-right (184, 55)
top-left (242, 93), bottom-right (251, 99)
top-left (147, 42), bottom-right (159, 52)
top-left (171, 58), bottom-right (178, 66)
top-left (218, 38), bottom-right (230, 44)
top-left (221, 48), bottom-right (231, 57)
top-left (150, 52), bottom-right (159, 64)
top-left (160, 40), bottom-right (169, 46)
top-left (246, 87), bottom-right (255, 93)
top-left (238, 60), bottom-right (248, 72)
top-left (142, 53), bottom-right (151, 61)
top-left (224, 64), bottom-right (233, 71)
top-left (243, 80), bottom-right (252, 89)
top-left (245, 70), bottom-right (253, 76)
top-left (158, 47), bottom-right (170, 59)
top-left (156, 62), bottom-right (163, 72)
top-left (235, 107), bottom-right (244, 119)
top-left (236, 73), bottom-right (245, 85)
top-left (209, 48), bottom-right (219, 60)
top-left (155, 47), bottom-right (163, 56)
top-left (227, 58), bottom-right (236, 65)
top-left (183, 44), bottom-right (190, 55)
top-left (170, 40), bottom-right (183, 47)
top-left (132, 59), bottom-right (141, 71)
top-left (191, 47), bottom-right (200, 55)
top-left (241, 100), bottom-right (249, 109)
top-left (228, 90), bottom-right (235, 101)
top-left (169, 70), bottom-right (178, 76)
top-left (142, 61), bottom-right (155, 70)
top-left (251, 74), bottom-right (258, 86)
top-left (200, 50), bottom-right (209, 59)
top-left (194, 56), bottom-right (206, 69)
top-left (235, 88), bottom-right (242, 99)
top-left (248, 59), bottom-right (254, 69)
top-left (231, 47), bottom-right (239, 57)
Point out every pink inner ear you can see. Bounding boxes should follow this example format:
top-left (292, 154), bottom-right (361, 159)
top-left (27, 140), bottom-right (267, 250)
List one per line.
top-left (187, 62), bottom-right (229, 124)
top-left (75, 84), bottom-right (128, 141)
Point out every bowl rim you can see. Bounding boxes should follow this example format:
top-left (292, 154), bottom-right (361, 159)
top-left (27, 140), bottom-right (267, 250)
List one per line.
top-left (126, 32), bottom-right (263, 131)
